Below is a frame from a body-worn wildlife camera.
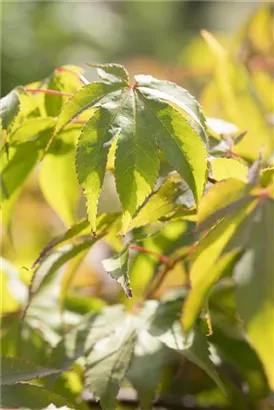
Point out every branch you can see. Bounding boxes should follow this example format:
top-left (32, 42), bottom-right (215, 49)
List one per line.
top-left (145, 252), bottom-right (189, 300)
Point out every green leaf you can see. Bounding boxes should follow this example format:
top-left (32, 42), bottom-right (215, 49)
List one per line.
top-left (102, 245), bottom-right (132, 298)
top-left (234, 198), bottom-right (274, 389)
top-left (183, 328), bottom-right (226, 395)
top-left (1, 258), bottom-right (28, 308)
top-left (135, 74), bottom-right (207, 141)
top-left (1, 131), bottom-right (52, 228)
top-left (260, 167), bottom-right (274, 188)
top-left (197, 178), bottom-right (247, 231)
top-left (183, 198), bottom-right (258, 333)
top-left (114, 89), bottom-right (159, 233)
top-left (32, 213), bottom-right (118, 269)
top-left (55, 81), bottom-right (125, 134)
top-left (86, 63), bottom-right (129, 85)
top-left (0, 88), bottom-right (20, 130)
top-left (85, 315), bottom-right (136, 410)
top-left (128, 174), bottom-right (182, 232)
top-left (50, 306), bottom-right (127, 372)
top-left (45, 65), bottom-right (85, 117)
top-left (1, 383), bottom-right (70, 409)
top-left (8, 117), bottom-right (56, 144)
top-left (143, 300), bottom-right (225, 394)
top-left (40, 128), bottom-right (80, 226)
top-left (209, 281), bottom-right (270, 400)
top-left (59, 67), bottom-right (207, 234)
top-left (25, 241), bottom-right (99, 333)
top-left (75, 90), bottom-right (128, 232)
top-left (211, 158), bottom-right (248, 182)
top-left (141, 97), bottom-right (207, 204)
top-left (128, 330), bottom-right (176, 409)
top-left (1, 356), bottom-right (60, 385)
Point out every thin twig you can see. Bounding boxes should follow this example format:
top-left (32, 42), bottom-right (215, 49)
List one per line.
top-left (24, 88), bottom-right (73, 97)
top-left (55, 67), bottom-right (90, 85)
top-left (129, 244), bottom-right (168, 264)
top-left (145, 252), bottom-right (189, 300)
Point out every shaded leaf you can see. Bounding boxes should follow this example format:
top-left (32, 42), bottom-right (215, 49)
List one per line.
top-left (209, 280), bottom-right (270, 400)
top-left (1, 383), bottom-right (70, 409)
top-left (1, 356), bottom-right (60, 385)
top-left (85, 315), bottom-right (136, 410)
top-left (128, 330), bottom-right (176, 409)
top-left (143, 301), bottom-right (225, 393)
top-left (234, 198), bottom-right (274, 389)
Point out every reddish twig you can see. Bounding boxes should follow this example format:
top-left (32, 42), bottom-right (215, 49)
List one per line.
top-left (24, 88), bottom-right (73, 97)
top-left (129, 244), bottom-right (168, 264)
top-left (70, 119), bottom-right (87, 125)
top-left (55, 67), bottom-right (90, 85)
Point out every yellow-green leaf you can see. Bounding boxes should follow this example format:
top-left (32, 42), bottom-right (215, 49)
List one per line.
top-left (40, 128), bottom-right (80, 226)
top-left (211, 158), bottom-right (248, 182)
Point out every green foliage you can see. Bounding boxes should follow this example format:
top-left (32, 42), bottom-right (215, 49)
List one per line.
top-left (1, 5), bottom-right (274, 409)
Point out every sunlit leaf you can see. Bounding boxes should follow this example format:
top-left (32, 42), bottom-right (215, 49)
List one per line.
top-left (45, 65), bottom-right (85, 117)
top-left (197, 178), bottom-right (247, 230)
top-left (0, 88), bottom-right (21, 130)
top-left (40, 128), bottom-right (80, 226)
top-left (128, 174), bottom-right (182, 232)
top-left (183, 198), bottom-right (258, 332)
top-left (75, 90), bottom-right (129, 233)
top-left (211, 158), bottom-right (248, 182)
top-left (1, 131), bottom-right (52, 228)
top-left (86, 63), bottom-right (129, 85)
top-left (58, 67), bottom-right (207, 233)
top-left (55, 81), bottom-right (125, 134)
top-left (8, 117), bottom-right (56, 144)
top-left (135, 74), bottom-right (207, 140)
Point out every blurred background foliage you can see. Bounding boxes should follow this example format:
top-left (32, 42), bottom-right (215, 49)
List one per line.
top-left (1, 0), bottom-right (261, 96)
top-left (1, 2), bottom-right (274, 409)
